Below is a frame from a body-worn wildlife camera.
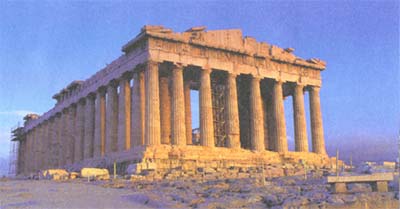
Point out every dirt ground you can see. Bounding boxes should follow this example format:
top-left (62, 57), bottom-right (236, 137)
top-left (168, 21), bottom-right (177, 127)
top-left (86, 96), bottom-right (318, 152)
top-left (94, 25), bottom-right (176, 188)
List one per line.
top-left (0, 174), bottom-right (398, 209)
top-left (0, 179), bottom-right (152, 209)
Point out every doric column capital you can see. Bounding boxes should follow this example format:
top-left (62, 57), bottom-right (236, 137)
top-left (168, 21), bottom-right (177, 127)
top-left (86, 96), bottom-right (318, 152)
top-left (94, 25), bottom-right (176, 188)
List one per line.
top-left (108, 79), bottom-right (119, 88)
top-left (172, 63), bottom-right (186, 70)
top-left (252, 75), bottom-right (262, 82)
top-left (201, 66), bottom-right (212, 74)
top-left (293, 83), bottom-right (305, 95)
top-left (146, 60), bottom-right (160, 68)
top-left (306, 85), bottom-right (320, 92)
top-left (295, 83), bottom-right (305, 88)
top-left (69, 103), bottom-right (77, 110)
top-left (274, 79), bottom-right (284, 85)
top-left (120, 71), bottom-right (133, 81)
top-left (48, 116), bottom-right (55, 123)
top-left (309, 85), bottom-right (321, 92)
top-left (62, 107), bottom-right (69, 114)
top-left (227, 72), bottom-right (238, 78)
top-left (55, 112), bottom-right (62, 118)
top-left (132, 70), bottom-right (144, 80)
top-left (87, 92), bottom-right (96, 100)
top-left (97, 86), bottom-right (107, 95)
top-left (78, 97), bottom-right (86, 105)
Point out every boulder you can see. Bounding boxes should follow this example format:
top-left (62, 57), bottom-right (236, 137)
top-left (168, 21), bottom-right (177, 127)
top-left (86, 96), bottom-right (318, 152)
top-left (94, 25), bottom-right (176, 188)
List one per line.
top-left (69, 172), bottom-right (79, 179)
top-left (80, 168), bottom-right (110, 180)
top-left (40, 169), bottom-right (69, 180)
top-left (326, 195), bottom-right (345, 205)
top-left (262, 194), bottom-right (283, 207)
top-left (342, 195), bottom-right (357, 203)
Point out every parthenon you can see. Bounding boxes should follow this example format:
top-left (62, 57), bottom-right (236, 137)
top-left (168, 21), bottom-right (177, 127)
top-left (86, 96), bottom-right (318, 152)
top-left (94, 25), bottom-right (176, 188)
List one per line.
top-left (13, 25), bottom-right (329, 176)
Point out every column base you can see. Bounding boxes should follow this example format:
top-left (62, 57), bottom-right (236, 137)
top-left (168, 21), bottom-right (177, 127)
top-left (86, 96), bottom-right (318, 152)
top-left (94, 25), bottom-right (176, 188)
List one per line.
top-left (53, 144), bottom-right (334, 180)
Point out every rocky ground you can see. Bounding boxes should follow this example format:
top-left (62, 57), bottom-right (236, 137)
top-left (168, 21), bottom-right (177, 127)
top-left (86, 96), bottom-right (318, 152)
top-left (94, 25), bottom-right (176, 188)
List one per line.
top-left (0, 172), bottom-right (398, 209)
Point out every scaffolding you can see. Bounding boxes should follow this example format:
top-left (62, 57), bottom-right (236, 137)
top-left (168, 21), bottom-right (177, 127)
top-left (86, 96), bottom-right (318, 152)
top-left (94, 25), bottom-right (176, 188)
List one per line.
top-left (8, 140), bottom-right (18, 176)
top-left (9, 123), bottom-right (23, 176)
top-left (211, 74), bottom-right (227, 147)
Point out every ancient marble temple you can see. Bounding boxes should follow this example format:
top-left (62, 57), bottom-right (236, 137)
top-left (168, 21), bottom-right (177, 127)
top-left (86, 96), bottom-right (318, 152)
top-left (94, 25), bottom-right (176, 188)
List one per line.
top-left (15, 25), bottom-right (328, 175)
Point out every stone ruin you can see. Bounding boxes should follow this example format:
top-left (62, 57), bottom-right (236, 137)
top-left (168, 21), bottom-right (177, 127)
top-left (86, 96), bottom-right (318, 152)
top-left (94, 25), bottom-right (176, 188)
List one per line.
top-left (12, 25), bottom-right (334, 179)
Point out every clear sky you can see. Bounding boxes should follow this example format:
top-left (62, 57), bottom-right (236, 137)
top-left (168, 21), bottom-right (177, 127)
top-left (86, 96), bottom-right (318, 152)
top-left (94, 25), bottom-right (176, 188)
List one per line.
top-left (0, 1), bottom-right (398, 165)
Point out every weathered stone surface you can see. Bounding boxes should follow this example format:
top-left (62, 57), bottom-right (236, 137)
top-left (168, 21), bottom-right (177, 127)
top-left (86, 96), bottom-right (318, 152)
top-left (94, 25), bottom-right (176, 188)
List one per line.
top-left (15, 25), bottom-right (329, 177)
top-left (40, 169), bottom-right (69, 180)
top-left (80, 168), bottom-right (110, 180)
top-left (69, 172), bottom-right (79, 179)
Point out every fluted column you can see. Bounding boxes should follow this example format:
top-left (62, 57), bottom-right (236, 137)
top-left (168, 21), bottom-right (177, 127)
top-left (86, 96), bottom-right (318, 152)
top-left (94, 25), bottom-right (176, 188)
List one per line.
top-left (23, 132), bottom-right (29, 173)
top-left (35, 127), bottom-right (40, 171)
top-left (118, 76), bottom-right (132, 151)
top-left (64, 106), bottom-right (75, 165)
top-left (31, 129), bottom-right (36, 172)
top-left (26, 133), bottom-right (31, 172)
top-left (84, 94), bottom-right (96, 159)
top-left (30, 128), bottom-right (36, 172)
top-left (70, 105), bottom-right (77, 164)
top-left (29, 131), bottom-right (34, 172)
top-left (145, 61), bottom-right (161, 146)
top-left (41, 124), bottom-right (48, 169)
top-left (262, 99), bottom-right (270, 150)
top-left (293, 84), bottom-right (309, 152)
top-left (53, 113), bottom-right (61, 168)
top-left (94, 88), bottom-right (106, 157)
top-left (63, 114), bottom-right (69, 166)
top-left (34, 126), bottom-right (41, 171)
top-left (30, 130), bottom-right (35, 172)
top-left (59, 110), bottom-right (67, 166)
top-left (45, 118), bottom-right (54, 169)
top-left (24, 132), bottom-right (28, 173)
top-left (106, 81), bottom-right (119, 153)
top-left (41, 122), bottom-right (49, 169)
top-left (265, 95), bottom-right (275, 151)
top-left (18, 139), bottom-right (25, 174)
top-left (37, 125), bottom-right (44, 170)
top-left (309, 86), bottom-right (327, 155)
top-left (35, 124), bottom-right (42, 171)
top-left (184, 80), bottom-right (192, 145)
top-left (199, 68), bottom-right (214, 147)
top-left (75, 99), bottom-right (85, 162)
top-left (159, 76), bottom-right (171, 144)
top-left (250, 76), bottom-right (265, 151)
top-left (131, 72), bottom-right (145, 146)
top-left (171, 64), bottom-right (186, 146)
top-left (226, 73), bottom-right (240, 148)
top-left (272, 80), bottom-right (288, 153)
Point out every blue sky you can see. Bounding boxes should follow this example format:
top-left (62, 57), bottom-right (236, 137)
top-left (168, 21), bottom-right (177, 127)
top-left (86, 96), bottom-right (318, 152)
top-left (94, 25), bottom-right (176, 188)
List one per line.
top-left (0, 1), bottom-right (398, 165)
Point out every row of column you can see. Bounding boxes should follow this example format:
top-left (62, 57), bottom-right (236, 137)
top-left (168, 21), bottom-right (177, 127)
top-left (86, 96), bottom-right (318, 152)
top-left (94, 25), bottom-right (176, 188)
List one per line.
top-left (20, 60), bottom-right (326, 174)
top-left (142, 63), bottom-right (325, 155)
